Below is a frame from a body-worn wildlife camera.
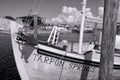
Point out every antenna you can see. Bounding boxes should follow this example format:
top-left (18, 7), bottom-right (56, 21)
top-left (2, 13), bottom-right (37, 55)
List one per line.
top-left (36, 0), bottom-right (43, 14)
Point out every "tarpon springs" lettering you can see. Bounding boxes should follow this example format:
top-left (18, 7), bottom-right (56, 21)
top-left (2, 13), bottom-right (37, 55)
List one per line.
top-left (33, 54), bottom-right (96, 72)
top-left (33, 54), bottom-right (65, 67)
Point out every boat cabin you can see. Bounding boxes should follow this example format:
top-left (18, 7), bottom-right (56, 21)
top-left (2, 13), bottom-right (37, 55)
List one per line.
top-left (16, 15), bottom-right (44, 29)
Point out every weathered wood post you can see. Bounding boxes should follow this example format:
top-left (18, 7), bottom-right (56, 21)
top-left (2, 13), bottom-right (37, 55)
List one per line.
top-left (71, 41), bottom-right (74, 52)
top-left (93, 22), bottom-right (97, 43)
top-left (99, 0), bottom-right (119, 80)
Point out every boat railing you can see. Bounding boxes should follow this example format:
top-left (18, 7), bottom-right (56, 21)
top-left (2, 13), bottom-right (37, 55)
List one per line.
top-left (47, 26), bottom-right (60, 45)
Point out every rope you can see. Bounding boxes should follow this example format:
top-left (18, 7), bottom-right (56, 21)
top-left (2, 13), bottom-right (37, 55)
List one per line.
top-left (36, 0), bottom-right (43, 15)
top-left (24, 0), bottom-right (38, 24)
top-left (27, 18), bottom-right (34, 26)
top-left (58, 65), bottom-right (64, 80)
top-left (58, 52), bottom-right (68, 80)
top-left (17, 0), bottom-right (38, 33)
top-left (23, 0), bottom-right (44, 29)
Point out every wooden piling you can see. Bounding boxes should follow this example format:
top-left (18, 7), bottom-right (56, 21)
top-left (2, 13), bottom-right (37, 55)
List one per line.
top-left (99, 0), bottom-right (119, 80)
top-left (93, 22), bottom-right (97, 43)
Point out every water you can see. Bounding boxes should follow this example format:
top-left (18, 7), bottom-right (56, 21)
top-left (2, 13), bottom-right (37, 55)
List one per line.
top-left (0, 33), bottom-right (21, 80)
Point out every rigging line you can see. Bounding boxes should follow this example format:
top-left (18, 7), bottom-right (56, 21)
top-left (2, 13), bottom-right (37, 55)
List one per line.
top-left (30, 0), bottom-right (38, 13)
top-left (27, 18), bottom-right (34, 26)
top-left (58, 65), bottom-right (64, 80)
top-left (58, 52), bottom-right (68, 80)
top-left (28, 0), bottom-right (38, 15)
top-left (36, 0), bottom-right (43, 14)
top-left (24, 0), bottom-right (38, 24)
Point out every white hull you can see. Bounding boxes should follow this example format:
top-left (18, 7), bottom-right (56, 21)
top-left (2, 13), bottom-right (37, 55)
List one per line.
top-left (10, 20), bottom-right (120, 80)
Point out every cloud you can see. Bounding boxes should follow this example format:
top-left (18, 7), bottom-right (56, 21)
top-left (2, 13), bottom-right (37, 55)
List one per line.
top-left (51, 17), bottom-right (63, 23)
top-left (98, 7), bottom-right (104, 18)
top-left (51, 6), bottom-right (93, 24)
top-left (45, 19), bottom-right (50, 24)
top-left (85, 8), bottom-right (93, 17)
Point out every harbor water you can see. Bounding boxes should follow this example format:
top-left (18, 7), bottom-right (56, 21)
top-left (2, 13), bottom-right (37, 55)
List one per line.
top-left (0, 33), bottom-right (20, 80)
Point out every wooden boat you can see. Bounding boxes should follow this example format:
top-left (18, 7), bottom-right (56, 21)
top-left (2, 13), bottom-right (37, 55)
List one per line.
top-left (9, 18), bottom-right (120, 80)
top-left (1, 0), bottom-right (120, 80)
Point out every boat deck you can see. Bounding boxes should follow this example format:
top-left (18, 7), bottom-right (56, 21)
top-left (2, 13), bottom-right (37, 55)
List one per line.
top-left (57, 42), bottom-right (91, 53)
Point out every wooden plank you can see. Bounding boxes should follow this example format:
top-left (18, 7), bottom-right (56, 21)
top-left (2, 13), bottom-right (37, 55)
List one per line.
top-left (93, 22), bottom-right (97, 43)
top-left (86, 16), bottom-right (103, 23)
top-left (99, 0), bottom-right (119, 80)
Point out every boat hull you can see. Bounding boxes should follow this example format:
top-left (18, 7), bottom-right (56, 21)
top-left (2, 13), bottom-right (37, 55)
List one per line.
top-left (12, 42), bottom-right (120, 80)
top-left (10, 20), bottom-right (120, 80)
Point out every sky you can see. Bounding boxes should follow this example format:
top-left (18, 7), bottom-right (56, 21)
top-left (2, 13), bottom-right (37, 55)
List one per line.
top-left (0, 0), bottom-right (104, 23)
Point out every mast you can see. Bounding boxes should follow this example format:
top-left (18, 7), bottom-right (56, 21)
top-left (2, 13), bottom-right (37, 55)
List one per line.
top-left (99, 0), bottom-right (119, 80)
top-left (33, 13), bottom-right (38, 40)
top-left (78, 0), bottom-right (87, 54)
